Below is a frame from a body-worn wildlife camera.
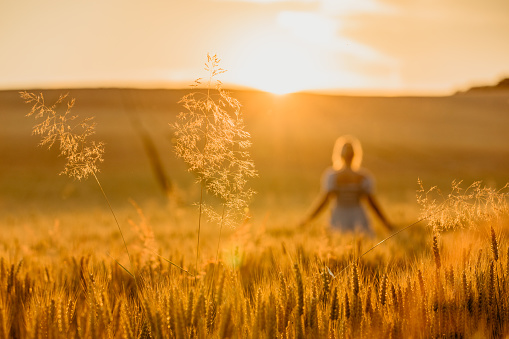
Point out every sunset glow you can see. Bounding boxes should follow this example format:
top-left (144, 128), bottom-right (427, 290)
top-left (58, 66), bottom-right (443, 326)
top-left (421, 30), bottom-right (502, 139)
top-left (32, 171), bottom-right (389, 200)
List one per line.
top-left (1, 1), bottom-right (509, 94)
top-left (225, 9), bottom-right (391, 95)
top-left (230, 34), bottom-right (315, 94)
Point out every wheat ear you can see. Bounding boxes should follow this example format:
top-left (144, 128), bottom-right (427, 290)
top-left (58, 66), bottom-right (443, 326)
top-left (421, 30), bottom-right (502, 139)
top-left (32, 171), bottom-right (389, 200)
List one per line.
top-left (491, 226), bottom-right (499, 262)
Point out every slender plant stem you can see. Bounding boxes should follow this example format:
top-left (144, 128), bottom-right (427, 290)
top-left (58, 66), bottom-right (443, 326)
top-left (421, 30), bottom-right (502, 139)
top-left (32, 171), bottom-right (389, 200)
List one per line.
top-left (92, 172), bottom-right (133, 274)
top-left (196, 182), bottom-right (204, 274)
top-left (145, 248), bottom-right (194, 277)
top-left (210, 204), bottom-right (227, 292)
top-left (215, 204), bottom-right (226, 264)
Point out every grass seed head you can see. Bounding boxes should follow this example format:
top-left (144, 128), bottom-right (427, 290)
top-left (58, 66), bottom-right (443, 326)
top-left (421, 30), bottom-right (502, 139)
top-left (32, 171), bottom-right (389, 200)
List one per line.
top-left (171, 54), bottom-right (257, 229)
top-left (20, 91), bottom-right (104, 180)
top-left (417, 180), bottom-right (509, 232)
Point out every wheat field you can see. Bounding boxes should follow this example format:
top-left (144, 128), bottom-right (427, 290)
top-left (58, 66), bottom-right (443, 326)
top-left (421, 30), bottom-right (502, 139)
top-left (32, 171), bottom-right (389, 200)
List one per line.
top-left (0, 84), bottom-right (509, 337)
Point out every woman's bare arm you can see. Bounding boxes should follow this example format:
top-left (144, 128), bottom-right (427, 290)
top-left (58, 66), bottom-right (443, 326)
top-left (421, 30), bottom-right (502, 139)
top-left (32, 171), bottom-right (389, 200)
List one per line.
top-left (300, 192), bottom-right (331, 226)
top-left (366, 194), bottom-right (392, 230)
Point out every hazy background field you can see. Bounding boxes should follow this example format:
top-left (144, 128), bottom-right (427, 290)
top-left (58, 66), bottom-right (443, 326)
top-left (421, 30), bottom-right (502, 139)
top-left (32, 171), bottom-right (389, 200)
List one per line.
top-left (1, 88), bottom-right (508, 259)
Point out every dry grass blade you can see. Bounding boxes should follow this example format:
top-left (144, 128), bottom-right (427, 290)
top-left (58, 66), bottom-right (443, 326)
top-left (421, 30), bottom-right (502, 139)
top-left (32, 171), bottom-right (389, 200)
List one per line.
top-left (106, 253), bottom-right (135, 279)
top-left (145, 248), bottom-right (194, 277)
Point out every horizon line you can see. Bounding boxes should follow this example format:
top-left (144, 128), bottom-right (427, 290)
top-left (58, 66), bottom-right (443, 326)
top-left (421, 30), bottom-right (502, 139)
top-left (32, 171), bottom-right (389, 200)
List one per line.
top-left (1, 81), bottom-right (462, 97)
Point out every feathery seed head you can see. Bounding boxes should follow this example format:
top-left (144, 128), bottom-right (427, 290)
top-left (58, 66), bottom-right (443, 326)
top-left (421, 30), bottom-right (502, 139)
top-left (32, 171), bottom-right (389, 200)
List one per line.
top-left (20, 91), bottom-right (104, 180)
top-left (417, 179), bottom-right (509, 233)
top-left (171, 54), bottom-right (257, 228)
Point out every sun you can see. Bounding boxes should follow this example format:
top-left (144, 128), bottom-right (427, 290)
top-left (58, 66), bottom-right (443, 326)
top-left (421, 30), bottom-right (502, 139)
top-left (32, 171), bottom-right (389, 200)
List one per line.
top-left (259, 82), bottom-right (298, 96)
top-left (228, 32), bottom-right (317, 95)
top-left (224, 11), bottom-right (347, 95)
top-left (260, 83), bottom-right (296, 96)
top-left (233, 43), bottom-right (311, 95)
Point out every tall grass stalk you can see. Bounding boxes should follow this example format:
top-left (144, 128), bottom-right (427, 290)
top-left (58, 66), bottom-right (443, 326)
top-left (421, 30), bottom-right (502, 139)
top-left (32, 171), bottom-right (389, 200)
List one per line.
top-left (171, 54), bottom-right (257, 274)
top-left (20, 91), bottom-right (134, 277)
top-left (197, 183), bottom-right (204, 274)
top-left (92, 172), bottom-right (133, 272)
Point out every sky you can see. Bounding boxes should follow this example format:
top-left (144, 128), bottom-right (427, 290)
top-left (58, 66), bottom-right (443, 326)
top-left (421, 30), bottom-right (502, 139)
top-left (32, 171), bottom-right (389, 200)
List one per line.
top-left (1, 0), bottom-right (509, 95)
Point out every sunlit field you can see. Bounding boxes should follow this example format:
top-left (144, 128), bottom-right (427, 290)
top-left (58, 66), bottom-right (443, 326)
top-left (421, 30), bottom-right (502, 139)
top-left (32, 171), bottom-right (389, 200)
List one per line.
top-left (1, 86), bottom-right (509, 337)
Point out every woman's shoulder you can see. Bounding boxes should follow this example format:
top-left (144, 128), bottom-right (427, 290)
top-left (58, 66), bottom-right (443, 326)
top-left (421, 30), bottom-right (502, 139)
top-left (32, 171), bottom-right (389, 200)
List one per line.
top-left (322, 167), bottom-right (337, 177)
top-left (358, 167), bottom-right (372, 175)
top-left (357, 168), bottom-right (375, 192)
top-left (321, 167), bottom-right (338, 191)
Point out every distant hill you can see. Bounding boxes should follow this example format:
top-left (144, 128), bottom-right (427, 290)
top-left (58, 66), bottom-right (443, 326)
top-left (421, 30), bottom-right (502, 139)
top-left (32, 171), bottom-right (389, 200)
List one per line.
top-left (462, 77), bottom-right (509, 93)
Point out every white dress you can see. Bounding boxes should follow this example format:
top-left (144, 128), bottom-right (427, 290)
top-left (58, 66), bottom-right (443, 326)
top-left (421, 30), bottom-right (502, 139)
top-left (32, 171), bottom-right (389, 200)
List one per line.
top-left (321, 167), bottom-right (375, 236)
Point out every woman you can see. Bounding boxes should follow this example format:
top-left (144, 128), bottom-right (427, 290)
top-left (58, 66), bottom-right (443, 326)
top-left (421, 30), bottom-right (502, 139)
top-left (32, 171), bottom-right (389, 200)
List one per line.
top-left (301, 135), bottom-right (392, 236)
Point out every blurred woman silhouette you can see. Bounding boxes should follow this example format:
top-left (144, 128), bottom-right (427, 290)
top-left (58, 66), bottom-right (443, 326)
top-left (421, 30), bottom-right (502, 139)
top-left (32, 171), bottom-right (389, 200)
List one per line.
top-left (301, 135), bottom-right (392, 236)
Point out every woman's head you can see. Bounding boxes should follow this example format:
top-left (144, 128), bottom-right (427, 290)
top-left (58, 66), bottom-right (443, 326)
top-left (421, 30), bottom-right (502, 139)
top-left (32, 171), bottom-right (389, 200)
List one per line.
top-left (332, 135), bottom-right (363, 170)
